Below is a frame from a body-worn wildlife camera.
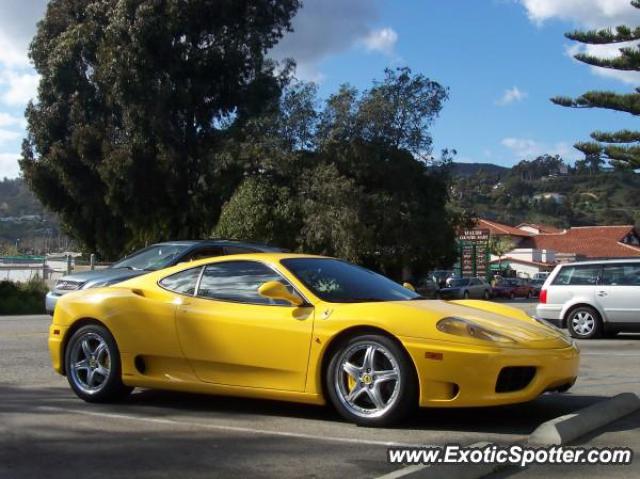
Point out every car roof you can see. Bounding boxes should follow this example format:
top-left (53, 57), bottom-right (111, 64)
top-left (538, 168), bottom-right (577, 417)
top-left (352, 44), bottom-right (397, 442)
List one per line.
top-left (557, 258), bottom-right (640, 267)
top-left (157, 252), bottom-right (329, 272)
top-left (152, 239), bottom-right (286, 252)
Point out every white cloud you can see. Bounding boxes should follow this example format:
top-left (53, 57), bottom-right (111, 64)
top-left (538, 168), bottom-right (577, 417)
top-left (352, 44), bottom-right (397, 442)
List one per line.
top-left (0, 70), bottom-right (39, 106)
top-left (361, 28), bottom-right (398, 56)
top-left (496, 86), bottom-right (528, 105)
top-left (270, 0), bottom-right (398, 81)
top-left (0, 112), bottom-right (24, 128)
top-left (520, 0), bottom-right (640, 28)
top-left (0, 0), bottom-right (47, 63)
top-left (501, 137), bottom-right (580, 162)
top-left (519, 0), bottom-right (640, 86)
top-left (0, 128), bottom-right (20, 144)
top-left (0, 31), bottom-right (31, 68)
top-left (0, 152), bottom-right (21, 178)
top-left (565, 42), bottom-right (640, 85)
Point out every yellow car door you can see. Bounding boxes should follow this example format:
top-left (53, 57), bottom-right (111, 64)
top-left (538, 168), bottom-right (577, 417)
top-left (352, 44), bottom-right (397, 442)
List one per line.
top-left (175, 260), bottom-right (314, 392)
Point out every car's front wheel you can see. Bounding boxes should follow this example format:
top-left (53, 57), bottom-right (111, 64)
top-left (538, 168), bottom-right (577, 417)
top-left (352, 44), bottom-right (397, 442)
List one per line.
top-left (567, 306), bottom-right (603, 339)
top-left (326, 334), bottom-right (417, 427)
top-left (65, 324), bottom-right (133, 402)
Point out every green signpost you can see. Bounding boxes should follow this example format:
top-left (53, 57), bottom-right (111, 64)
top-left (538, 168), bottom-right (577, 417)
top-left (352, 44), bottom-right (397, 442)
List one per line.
top-left (456, 229), bottom-right (491, 280)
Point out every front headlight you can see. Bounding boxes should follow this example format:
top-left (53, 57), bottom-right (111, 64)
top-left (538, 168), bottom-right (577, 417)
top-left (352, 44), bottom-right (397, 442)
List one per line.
top-left (436, 317), bottom-right (516, 344)
top-left (83, 280), bottom-right (113, 289)
top-left (533, 316), bottom-right (568, 336)
top-left (55, 280), bottom-right (84, 291)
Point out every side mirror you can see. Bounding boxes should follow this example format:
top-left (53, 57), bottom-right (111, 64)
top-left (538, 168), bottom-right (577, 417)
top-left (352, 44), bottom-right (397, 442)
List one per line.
top-left (403, 282), bottom-right (416, 292)
top-left (258, 281), bottom-right (305, 307)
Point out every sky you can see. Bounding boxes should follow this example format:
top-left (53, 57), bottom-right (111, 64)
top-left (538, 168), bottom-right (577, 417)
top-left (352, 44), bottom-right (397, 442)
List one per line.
top-left (1, 0), bottom-right (640, 178)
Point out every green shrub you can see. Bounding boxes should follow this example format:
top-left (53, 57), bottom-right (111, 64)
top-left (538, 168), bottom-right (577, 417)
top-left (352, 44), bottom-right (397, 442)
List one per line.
top-left (0, 278), bottom-right (48, 315)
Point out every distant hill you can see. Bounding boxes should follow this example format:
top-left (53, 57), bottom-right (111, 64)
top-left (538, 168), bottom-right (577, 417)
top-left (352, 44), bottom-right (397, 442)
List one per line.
top-left (449, 162), bottom-right (509, 178)
top-left (449, 155), bottom-right (640, 229)
top-left (0, 178), bottom-right (65, 253)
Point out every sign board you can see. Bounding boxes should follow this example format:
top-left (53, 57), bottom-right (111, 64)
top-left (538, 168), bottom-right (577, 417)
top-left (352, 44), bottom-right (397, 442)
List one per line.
top-left (456, 229), bottom-right (490, 279)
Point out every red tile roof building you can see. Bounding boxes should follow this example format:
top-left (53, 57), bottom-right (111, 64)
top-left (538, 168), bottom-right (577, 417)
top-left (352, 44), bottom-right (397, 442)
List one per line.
top-left (475, 218), bottom-right (640, 259)
top-left (526, 225), bottom-right (640, 259)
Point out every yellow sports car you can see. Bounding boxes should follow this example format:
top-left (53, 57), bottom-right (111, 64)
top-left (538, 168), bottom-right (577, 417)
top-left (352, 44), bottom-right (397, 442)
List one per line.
top-left (49, 253), bottom-right (579, 426)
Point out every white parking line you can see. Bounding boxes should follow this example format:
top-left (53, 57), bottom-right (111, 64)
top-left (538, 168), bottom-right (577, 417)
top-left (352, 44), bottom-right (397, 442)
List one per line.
top-left (581, 352), bottom-right (640, 357)
top-left (37, 405), bottom-right (429, 448)
top-left (373, 441), bottom-right (491, 479)
top-left (375, 464), bottom-right (429, 479)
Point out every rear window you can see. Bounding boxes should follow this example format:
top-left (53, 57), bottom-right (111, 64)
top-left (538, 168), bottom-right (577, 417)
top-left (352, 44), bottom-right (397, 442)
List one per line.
top-left (601, 263), bottom-right (640, 286)
top-left (552, 265), bottom-right (601, 286)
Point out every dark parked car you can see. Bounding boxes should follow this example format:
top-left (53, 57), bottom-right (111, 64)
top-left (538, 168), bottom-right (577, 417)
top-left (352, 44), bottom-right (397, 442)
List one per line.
top-left (492, 278), bottom-right (535, 299)
top-left (437, 277), bottom-right (492, 300)
top-left (415, 276), bottom-right (439, 298)
top-left (45, 239), bottom-right (285, 314)
top-left (530, 279), bottom-right (545, 297)
top-left (430, 270), bottom-right (455, 288)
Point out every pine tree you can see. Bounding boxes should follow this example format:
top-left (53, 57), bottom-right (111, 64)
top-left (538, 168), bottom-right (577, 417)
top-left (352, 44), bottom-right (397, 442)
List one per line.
top-left (552, 0), bottom-right (640, 169)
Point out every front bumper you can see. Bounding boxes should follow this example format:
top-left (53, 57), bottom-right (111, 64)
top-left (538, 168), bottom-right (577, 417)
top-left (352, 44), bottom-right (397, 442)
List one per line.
top-left (402, 338), bottom-right (579, 408)
top-left (438, 290), bottom-right (463, 299)
top-left (45, 291), bottom-right (61, 315)
top-left (48, 322), bottom-right (69, 374)
top-left (536, 304), bottom-right (563, 325)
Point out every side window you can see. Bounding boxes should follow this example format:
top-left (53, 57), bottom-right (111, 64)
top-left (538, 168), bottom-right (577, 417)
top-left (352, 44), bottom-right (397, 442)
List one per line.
top-left (197, 261), bottom-right (291, 305)
top-left (159, 267), bottom-right (202, 295)
top-left (602, 264), bottom-right (640, 286)
top-left (182, 247), bottom-right (224, 262)
top-left (552, 266), bottom-right (601, 286)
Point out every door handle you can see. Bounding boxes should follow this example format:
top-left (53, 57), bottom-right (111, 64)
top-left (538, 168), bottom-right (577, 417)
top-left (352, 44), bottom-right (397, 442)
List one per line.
top-left (597, 291), bottom-right (608, 297)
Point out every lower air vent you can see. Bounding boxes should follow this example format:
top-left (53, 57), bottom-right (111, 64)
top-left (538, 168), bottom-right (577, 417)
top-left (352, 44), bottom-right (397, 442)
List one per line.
top-left (495, 366), bottom-right (536, 393)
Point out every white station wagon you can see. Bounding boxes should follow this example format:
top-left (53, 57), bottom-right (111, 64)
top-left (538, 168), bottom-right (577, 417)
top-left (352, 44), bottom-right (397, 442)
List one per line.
top-left (536, 259), bottom-right (640, 339)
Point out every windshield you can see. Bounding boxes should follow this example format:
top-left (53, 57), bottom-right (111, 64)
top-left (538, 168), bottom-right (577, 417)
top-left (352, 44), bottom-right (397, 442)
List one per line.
top-left (448, 279), bottom-right (469, 287)
top-left (280, 258), bottom-right (421, 303)
top-left (112, 244), bottom-right (191, 271)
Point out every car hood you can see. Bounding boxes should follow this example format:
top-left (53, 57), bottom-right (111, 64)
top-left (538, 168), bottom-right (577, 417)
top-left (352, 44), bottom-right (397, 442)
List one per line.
top-left (332, 299), bottom-right (571, 350)
top-left (55, 268), bottom-right (146, 288)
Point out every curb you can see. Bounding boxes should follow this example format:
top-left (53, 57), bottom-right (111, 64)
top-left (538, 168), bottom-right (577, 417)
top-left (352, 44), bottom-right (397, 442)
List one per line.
top-left (528, 392), bottom-right (640, 446)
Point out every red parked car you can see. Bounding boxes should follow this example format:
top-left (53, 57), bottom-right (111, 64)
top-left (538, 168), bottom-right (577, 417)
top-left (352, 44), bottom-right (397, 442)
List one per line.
top-left (491, 278), bottom-right (535, 299)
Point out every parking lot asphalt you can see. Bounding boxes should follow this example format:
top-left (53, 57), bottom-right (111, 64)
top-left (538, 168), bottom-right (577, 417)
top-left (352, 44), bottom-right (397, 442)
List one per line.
top-left (0, 308), bottom-right (638, 478)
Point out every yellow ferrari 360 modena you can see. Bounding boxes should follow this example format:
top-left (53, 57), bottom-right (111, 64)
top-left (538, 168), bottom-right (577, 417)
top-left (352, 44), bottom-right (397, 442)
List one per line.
top-left (49, 253), bottom-right (579, 426)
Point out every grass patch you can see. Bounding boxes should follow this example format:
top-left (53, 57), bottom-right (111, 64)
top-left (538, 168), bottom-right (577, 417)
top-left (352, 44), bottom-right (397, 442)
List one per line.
top-left (0, 278), bottom-right (48, 315)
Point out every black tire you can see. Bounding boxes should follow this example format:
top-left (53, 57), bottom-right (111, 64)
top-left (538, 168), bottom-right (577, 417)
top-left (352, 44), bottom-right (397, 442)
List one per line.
top-left (64, 324), bottom-right (133, 402)
top-left (566, 306), bottom-right (603, 339)
top-left (463, 290), bottom-right (470, 299)
top-left (326, 334), bottom-right (417, 427)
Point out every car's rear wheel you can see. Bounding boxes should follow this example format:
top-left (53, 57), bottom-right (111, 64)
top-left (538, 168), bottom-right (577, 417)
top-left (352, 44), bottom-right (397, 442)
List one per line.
top-left (326, 334), bottom-right (417, 427)
top-left (567, 306), bottom-right (602, 339)
top-left (65, 324), bottom-right (133, 402)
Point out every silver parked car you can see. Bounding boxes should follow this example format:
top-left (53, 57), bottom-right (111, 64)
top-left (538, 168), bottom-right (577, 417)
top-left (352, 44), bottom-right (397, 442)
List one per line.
top-left (45, 240), bottom-right (285, 314)
top-left (437, 277), bottom-right (492, 300)
top-left (536, 259), bottom-right (640, 339)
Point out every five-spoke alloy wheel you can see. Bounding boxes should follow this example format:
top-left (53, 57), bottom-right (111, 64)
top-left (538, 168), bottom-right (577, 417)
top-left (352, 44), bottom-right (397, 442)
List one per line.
top-left (326, 334), bottom-right (417, 427)
top-left (65, 324), bottom-right (133, 402)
